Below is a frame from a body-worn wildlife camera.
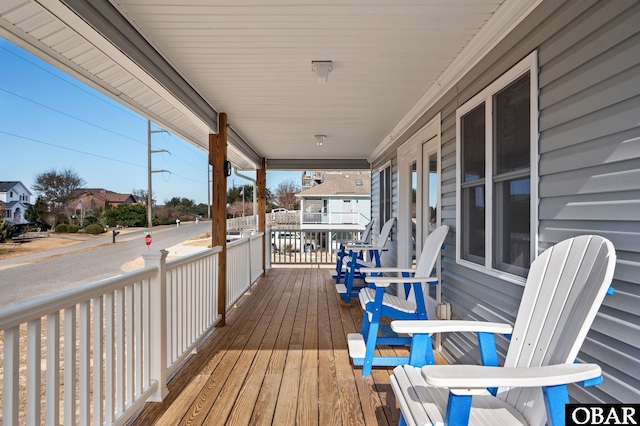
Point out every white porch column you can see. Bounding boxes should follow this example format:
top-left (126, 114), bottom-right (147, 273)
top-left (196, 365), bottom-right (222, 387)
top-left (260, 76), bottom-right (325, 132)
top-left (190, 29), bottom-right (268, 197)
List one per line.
top-left (143, 249), bottom-right (169, 402)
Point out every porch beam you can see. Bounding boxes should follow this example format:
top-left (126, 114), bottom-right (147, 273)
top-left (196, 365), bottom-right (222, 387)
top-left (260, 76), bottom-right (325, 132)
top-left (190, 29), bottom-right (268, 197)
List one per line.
top-left (267, 158), bottom-right (370, 170)
top-left (210, 113), bottom-right (228, 326)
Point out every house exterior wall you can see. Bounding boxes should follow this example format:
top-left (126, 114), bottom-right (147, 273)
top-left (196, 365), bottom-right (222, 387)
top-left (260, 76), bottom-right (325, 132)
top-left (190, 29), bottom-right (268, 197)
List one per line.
top-left (371, 0), bottom-right (640, 403)
top-left (0, 182), bottom-right (32, 224)
top-left (0, 181), bottom-right (31, 204)
top-left (371, 155), bottom-right (399, 269)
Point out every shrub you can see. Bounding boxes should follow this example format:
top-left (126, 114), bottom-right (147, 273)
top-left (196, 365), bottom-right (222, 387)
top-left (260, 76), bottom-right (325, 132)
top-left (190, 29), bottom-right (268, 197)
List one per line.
top-left (84, 224), bottom-right (105, 235)
top-left (67, 225), bottom-right (80, 233)
top-left (55, 224), bottom-right (68, 233)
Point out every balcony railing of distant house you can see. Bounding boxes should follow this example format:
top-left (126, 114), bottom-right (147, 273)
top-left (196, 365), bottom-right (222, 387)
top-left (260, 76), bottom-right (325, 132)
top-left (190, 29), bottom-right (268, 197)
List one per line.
top-left (301, 211), bottom-right (370, 226)
top-left (0, 233), bottom-right (264, 426)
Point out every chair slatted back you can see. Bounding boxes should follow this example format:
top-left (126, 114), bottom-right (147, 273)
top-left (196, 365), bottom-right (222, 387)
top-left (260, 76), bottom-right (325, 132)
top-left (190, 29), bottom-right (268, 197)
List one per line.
top-left (414, 225), bottom-right (449, 277)
top-left (360, 219), bottom-right (375, 244)
top-left (375, 217), bottom-right (396, 249)
top-left (500, 235), bottom-right (616, 425)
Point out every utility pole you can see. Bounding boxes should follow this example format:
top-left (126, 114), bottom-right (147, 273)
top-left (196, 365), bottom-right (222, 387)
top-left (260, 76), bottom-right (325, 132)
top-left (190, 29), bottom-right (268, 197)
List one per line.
top-left (147, 120), bottom-right (169, 228)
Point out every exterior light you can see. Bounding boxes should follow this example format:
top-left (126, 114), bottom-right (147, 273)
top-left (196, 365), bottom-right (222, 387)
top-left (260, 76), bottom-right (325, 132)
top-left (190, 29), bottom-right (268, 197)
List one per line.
top-left (311, 61), bottom-right (332, 83)
top-left (315, 135), bottom-right (325, 146)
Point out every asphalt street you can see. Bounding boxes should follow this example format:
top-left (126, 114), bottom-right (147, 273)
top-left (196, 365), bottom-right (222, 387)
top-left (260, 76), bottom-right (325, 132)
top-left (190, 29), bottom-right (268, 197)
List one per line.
top-left (0, 222), bottom-right (212, 309)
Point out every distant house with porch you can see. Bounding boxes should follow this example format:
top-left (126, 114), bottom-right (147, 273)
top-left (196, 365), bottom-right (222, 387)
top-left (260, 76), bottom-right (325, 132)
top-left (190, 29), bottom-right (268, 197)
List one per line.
top-left (296, 171), bottom-right (371, 229)
top-left (0, 181), bottom-right (32, 224)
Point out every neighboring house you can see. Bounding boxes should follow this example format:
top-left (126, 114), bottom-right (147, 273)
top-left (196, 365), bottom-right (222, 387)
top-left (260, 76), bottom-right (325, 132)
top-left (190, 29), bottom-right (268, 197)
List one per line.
top-left (0, 181), bottom-right (32, 224)
top-left (69, 188), bottom-right (140, 215)
top-left (296, 171), bottom-right (371, 228)
top-left (367, 1), bottom-right (639, 404)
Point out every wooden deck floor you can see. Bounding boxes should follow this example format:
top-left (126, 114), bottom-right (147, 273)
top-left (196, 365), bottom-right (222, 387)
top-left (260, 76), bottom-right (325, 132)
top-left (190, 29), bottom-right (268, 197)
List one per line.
top-left (129, 266), bottom-right (438, 426)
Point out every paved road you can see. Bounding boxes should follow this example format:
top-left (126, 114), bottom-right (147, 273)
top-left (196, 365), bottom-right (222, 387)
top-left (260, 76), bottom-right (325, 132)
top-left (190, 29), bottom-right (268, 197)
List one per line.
top-left (0, 222), bottom-right (212, 309)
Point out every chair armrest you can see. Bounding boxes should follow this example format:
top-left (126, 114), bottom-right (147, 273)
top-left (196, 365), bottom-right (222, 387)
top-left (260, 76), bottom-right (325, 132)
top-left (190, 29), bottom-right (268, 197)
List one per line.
top-left (360, 267), bottom-right (417, 275)
top-left (422, 363), bottom-right (601, 394)
top-left (390, 320), bottom-right (513, 335)
top-left (345, 243), bottom-right (377, 250)
top-left (364, 276), bottom-right (438, 287)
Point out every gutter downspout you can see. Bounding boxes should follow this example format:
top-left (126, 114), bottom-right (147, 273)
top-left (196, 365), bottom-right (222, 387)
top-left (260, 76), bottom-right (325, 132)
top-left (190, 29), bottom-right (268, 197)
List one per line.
top-left (233, 168), bottom-right (258, 231)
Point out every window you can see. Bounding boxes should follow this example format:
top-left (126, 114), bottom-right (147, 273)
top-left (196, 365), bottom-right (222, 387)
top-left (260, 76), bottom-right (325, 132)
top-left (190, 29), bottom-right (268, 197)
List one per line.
top-left (379, 164), bottom-right (392, 230)
top-left (456, 52), bottom-right (538, 278)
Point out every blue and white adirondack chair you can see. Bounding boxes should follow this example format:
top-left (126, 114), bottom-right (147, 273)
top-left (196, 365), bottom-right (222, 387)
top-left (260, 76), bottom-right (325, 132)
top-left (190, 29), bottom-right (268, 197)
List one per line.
top-left (335, 217), bottom-right (396, 303)
top-left (333, 219), bottom-right (375, 283)
top-left (347, 225), bottom-right (449, 376)
top-left (390, 235), bottom-right (616, 426)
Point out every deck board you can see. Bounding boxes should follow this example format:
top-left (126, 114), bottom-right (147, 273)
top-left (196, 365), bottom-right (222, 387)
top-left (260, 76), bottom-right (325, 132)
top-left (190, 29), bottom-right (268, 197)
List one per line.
top-left (129, 267), bottom-right (440, 426)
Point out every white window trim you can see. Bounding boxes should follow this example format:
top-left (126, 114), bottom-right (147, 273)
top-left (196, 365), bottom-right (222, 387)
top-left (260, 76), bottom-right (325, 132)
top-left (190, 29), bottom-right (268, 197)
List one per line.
top-left (455, 51), bottom-right (539, 284)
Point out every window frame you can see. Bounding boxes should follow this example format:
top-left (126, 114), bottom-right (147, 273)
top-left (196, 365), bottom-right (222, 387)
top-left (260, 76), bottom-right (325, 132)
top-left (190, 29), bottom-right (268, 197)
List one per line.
top-left (378, 161), bottom-right (392, 232)
top-left (455, 51), bottom-right (539, 283)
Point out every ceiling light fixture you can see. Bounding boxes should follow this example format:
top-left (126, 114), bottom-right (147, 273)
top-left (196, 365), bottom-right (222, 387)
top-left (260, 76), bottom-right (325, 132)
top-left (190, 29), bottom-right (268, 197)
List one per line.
top-left (311, 61), bottom-right (332, 83)
top-left (315, 135), bottom-right (325, 146)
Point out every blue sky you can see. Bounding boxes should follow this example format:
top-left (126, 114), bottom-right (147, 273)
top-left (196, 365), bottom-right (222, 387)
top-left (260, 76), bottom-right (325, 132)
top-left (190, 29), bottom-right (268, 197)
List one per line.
top-left (0, 37), bottom-right (299, 205)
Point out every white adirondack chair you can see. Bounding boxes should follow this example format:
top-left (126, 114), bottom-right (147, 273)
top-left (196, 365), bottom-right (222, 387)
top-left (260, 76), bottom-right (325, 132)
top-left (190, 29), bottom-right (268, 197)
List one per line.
top-left (347, 225), bottom-right (449, 376)
top-left (390, 235), bottom-right (616, 426)
top-left (335, 217), bottom-right (396, 303)
top-left (333, 219), bottom-right (375, 283)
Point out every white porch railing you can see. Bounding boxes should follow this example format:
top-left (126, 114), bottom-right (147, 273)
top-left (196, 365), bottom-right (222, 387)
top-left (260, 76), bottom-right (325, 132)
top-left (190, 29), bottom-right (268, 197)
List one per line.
top-left (0, 234), bottom-right (264, 426)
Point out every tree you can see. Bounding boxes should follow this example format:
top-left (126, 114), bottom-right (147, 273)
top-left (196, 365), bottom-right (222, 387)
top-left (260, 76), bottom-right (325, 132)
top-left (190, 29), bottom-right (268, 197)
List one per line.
top-left (273, 179), bottom-right (300, 211)
top-left (227, 184), bottom-right (253, 205)
top-left (32, 168), bottom-right (86, 226)
top-left (102, 203), bottom-right (148, 227)
top-left (25, 196), bottom-right (50, 229)
top-left (132, 188), bottom-right (154, 206)
top-left (0, 207), bottom-right (13, 242)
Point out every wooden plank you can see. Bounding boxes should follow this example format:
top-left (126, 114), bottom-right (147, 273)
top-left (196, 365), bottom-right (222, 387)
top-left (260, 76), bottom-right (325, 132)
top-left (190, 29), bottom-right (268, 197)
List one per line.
top-left (180, 269), bottom-right (293, 425)
top-left (271, 268), bottom-right (311, 424)
top-left (318, 269), bottom-right (342, 426)
top-left (213, 267), bottom-right (297, 425)
top-left (249, 268), bottom-right (305, 424)
top-left (296, 268), bottom-right (319, 426)
top-left (328, 272), bottom-right (367, 426)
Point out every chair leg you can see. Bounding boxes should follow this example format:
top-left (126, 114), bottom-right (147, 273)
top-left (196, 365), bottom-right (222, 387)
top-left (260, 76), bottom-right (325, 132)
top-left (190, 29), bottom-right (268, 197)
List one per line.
top-left (362, 310), bottom-right (381, 376)
top-left (445, 393), bottom-right (472, 426)
top-left (543, 384), bottom-right (569, 426)
top-left (334, 245), bottom-right (346, 283)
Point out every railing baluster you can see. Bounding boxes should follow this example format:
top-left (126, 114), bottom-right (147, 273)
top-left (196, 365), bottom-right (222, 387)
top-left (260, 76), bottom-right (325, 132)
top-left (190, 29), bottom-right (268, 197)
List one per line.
top-left (79, 301), bottom-right (90, 426)
top-left (46, 313), bottom-right (60, 426)
top-left (105, 292), bottom-right (114, 423)
top-left (142, 279), bottom-right (150, 388)
top-left (134, 281), bottom-right (143, 397)
top-left (93, 296), bottom-right (104, 426)
top-left (4, 326), bottom-right (20, 426)
top-left (115, 288), bottom-right (124, 414)
top-left (64, 306), bottom-right (76, 425)
top-left (125, 284), bottom-right (134, 405)
top-left (27, 319), bottom-right (42, 426)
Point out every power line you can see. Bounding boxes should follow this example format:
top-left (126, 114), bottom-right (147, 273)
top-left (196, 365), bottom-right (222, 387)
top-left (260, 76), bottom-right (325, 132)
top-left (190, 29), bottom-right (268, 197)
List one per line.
top-left (0, 130), bottom-right (208, 186)
top-left (0, 130), bottom-right (146, 168)
top-left (2, 86), bottom-right (208, 172)
top-left (0, 87), bottom-right (147, 147)
top-left (0, 43), bottom-right (144, 122)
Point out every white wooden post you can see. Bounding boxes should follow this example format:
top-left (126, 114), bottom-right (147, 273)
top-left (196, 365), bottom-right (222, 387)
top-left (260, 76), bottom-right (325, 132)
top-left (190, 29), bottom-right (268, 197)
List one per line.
top-left (143, 249), bottom-right (169, 402)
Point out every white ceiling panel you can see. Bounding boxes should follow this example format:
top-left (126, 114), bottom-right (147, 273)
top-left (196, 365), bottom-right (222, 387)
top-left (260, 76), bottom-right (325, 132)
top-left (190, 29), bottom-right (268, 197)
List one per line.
top-left (1, 0), bottom-right (539, 170)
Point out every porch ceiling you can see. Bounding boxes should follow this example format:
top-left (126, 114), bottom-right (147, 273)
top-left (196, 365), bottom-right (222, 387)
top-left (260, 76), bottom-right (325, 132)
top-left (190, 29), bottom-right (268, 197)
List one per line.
top-left (0, 0), bottom-right (537, 170)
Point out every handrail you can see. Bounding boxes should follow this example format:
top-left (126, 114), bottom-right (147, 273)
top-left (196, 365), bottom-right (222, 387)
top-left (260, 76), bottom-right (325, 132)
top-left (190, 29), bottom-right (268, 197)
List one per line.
top-left (0, 267), bottom-right (158, 330)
